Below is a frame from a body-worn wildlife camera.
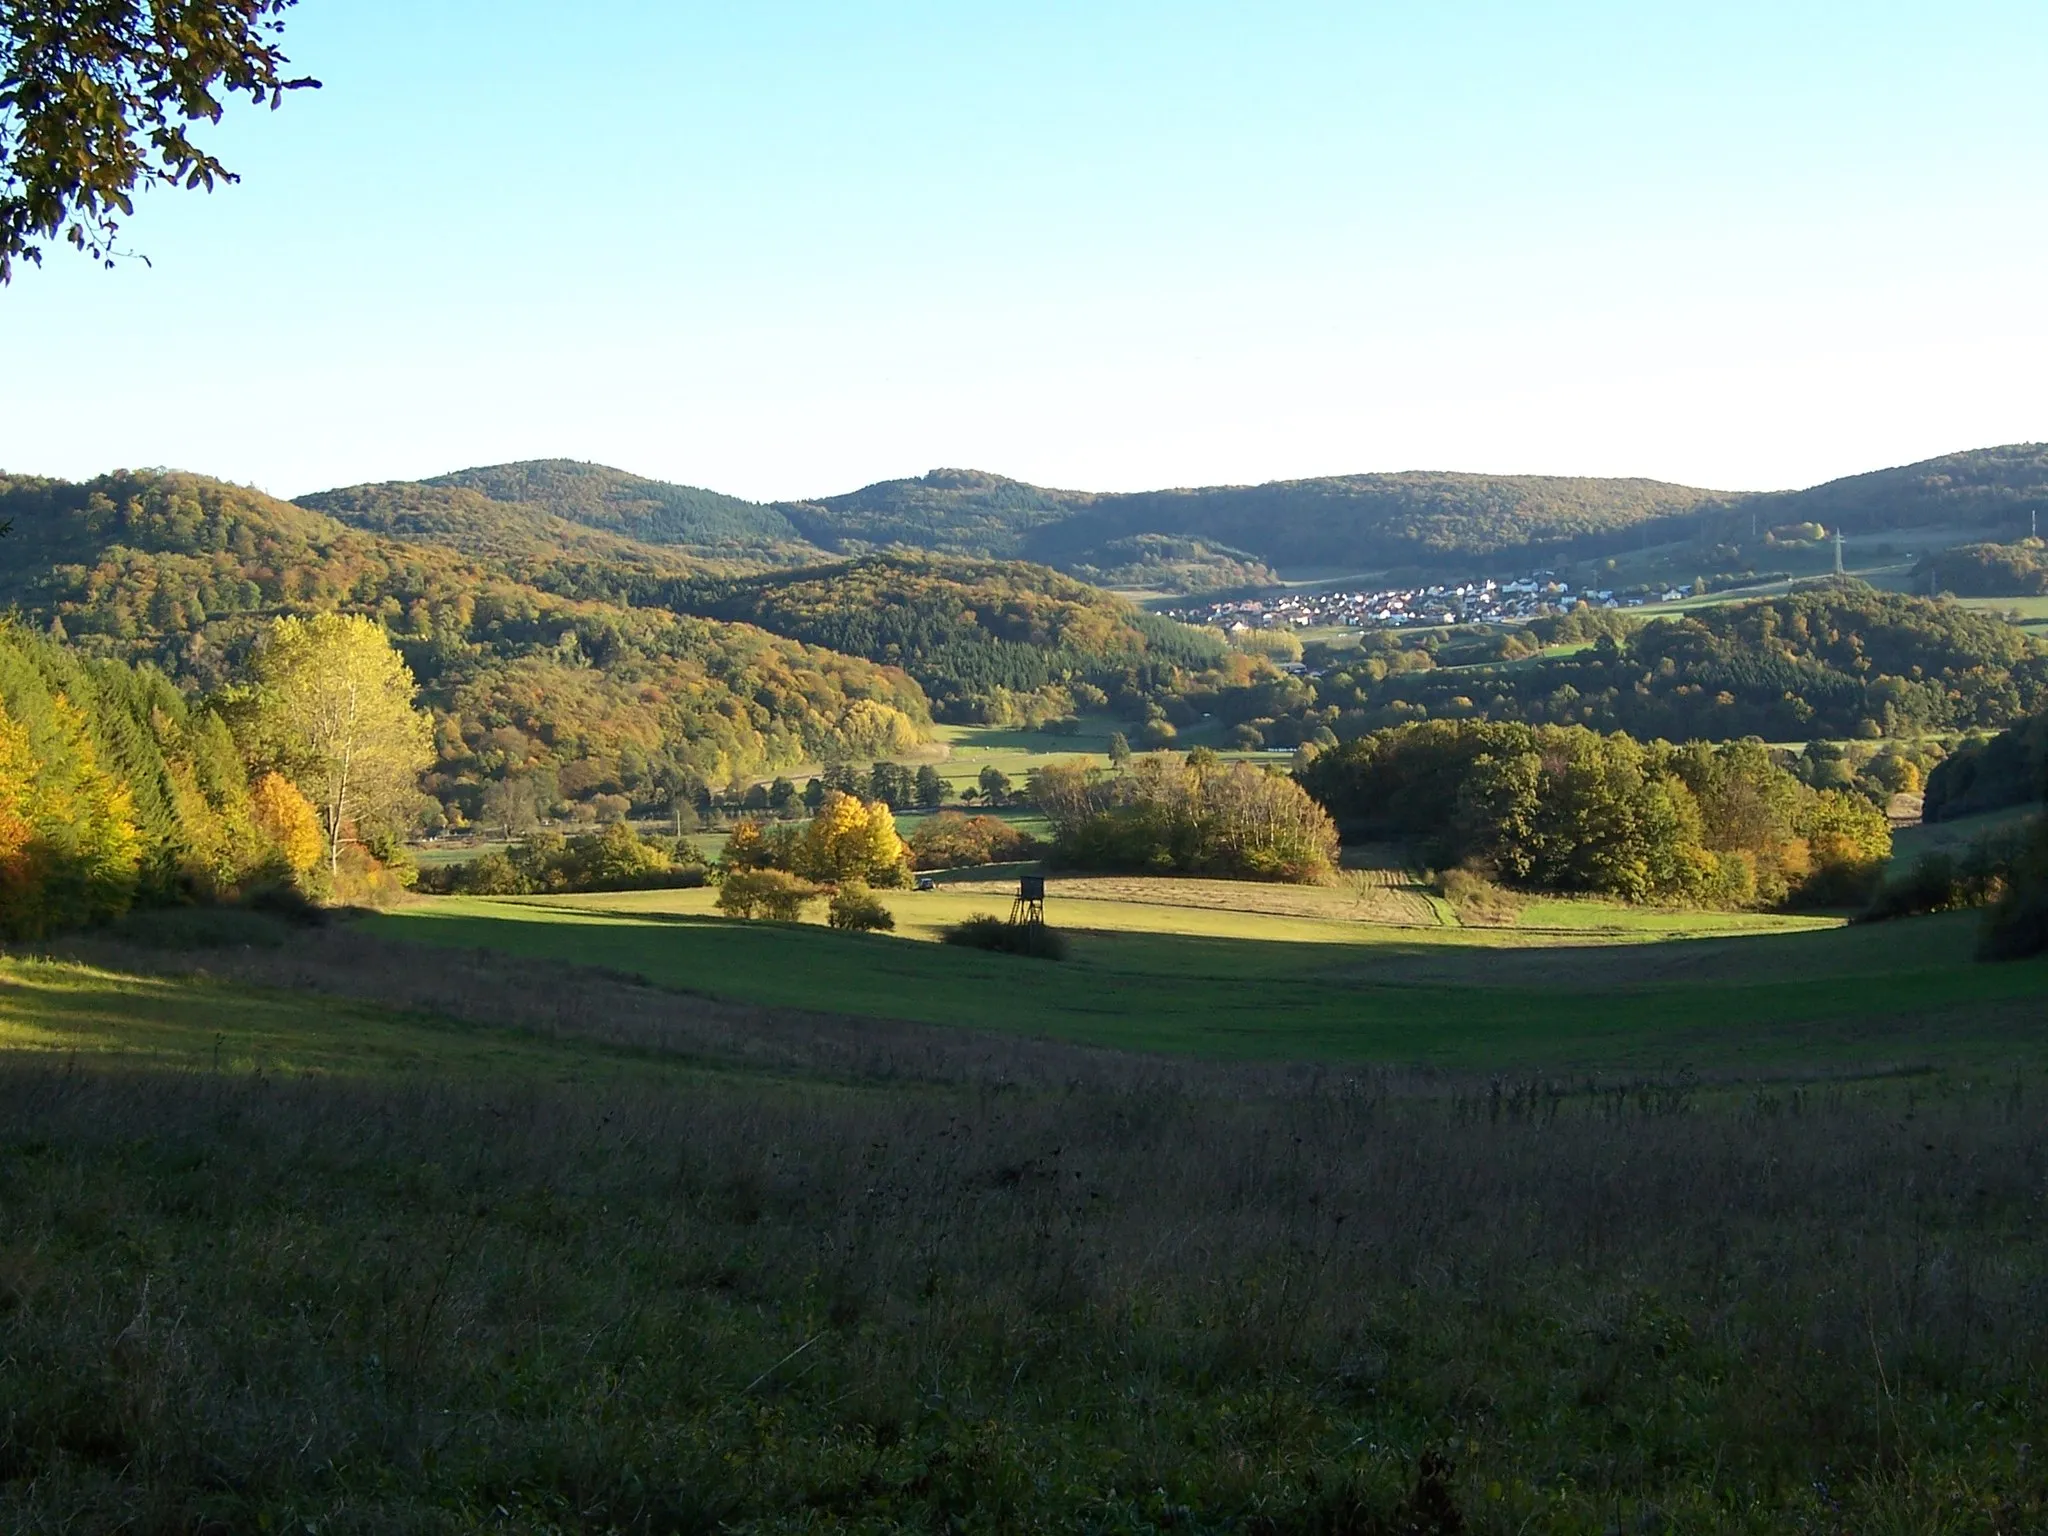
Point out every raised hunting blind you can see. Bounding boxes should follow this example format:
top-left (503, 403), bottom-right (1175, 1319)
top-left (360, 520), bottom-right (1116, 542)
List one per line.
top-left (1010, 874), bottom-right (1045, 928)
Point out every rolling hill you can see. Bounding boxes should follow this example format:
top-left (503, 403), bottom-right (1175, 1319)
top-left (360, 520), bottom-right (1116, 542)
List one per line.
top-left (660, 554), bottom-right (1228, 718)
top-left (299, 443), bottom-right (2048, 591)
top-left (0, 471), bottom-right (934, 821)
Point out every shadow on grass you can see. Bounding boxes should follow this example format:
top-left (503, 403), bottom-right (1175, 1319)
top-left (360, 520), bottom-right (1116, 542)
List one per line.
top-left (367, 901), bottom-right (2048, 1069)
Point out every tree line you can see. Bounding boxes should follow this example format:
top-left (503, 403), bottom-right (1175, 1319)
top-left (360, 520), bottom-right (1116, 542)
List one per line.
top-left (1299, 720), bottom-right (1892, 907)
top-left (1214, 585), bottom-right (2046, 749)
top-left (1915, 539), bottom-right (2048, 597)
top-left (0, 612), bottom-right (431, 936)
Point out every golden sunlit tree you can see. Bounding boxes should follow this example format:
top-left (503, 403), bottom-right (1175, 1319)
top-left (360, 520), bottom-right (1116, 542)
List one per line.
top-left (248, 769), bottom-right (324, 876)
top-left (799, 790), bottom-right (909, 886)
top-left (244, 614), bottom-right (434, 882)
top-left (0, 704), bottom-right (33, 909)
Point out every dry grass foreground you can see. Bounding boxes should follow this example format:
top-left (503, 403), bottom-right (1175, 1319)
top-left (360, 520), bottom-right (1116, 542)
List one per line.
top-left (0, 914), bottom-right (2044, 1530)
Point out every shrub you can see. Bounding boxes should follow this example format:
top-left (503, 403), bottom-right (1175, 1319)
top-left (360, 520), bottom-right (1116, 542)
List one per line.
top-left (1979, 819), bottom-right (2048, 960)
top-left (236, 873), bottom-right (329, 926)
top-left (716, 868), bottom-right (821, 922)
top-left (1436, 865), bottom-right (1520, 926)
top-left (1862, 854), bottom-right (1999, 922)
top-left (330, 844), bottom-right (412, 908)
top-left (940, 914), bottom-right (1070, 960)
top-left (1860, 822), bottom-right (2034, 923)
top-left (827, 881), bottom-right (895, 933)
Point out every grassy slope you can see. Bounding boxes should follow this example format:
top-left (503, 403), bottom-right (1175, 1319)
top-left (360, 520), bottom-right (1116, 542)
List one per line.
top-left (369, 886), bottom-right (2048, 1069)
top-left (3, 914), bottom-right (2044, 1531)
top-left (0, 953), bottom-right (717, 1086)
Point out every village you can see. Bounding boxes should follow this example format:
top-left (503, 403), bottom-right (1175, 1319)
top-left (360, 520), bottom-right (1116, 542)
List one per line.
top-left (1163, 572), bottom-right (1685, 633)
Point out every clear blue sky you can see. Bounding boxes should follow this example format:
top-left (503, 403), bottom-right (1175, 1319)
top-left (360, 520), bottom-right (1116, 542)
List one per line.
top-left (3, 1), bottom-right (2045, 501)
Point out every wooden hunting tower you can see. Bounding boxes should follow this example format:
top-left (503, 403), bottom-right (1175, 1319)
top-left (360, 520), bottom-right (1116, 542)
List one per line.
top-left (1010, 875), bottom-right (1045, 928)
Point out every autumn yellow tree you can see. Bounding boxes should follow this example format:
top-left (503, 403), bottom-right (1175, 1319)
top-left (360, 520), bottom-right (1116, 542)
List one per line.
top-left (244, 615), bottom-right (435, 882)
top-left (799, 790), bottom-right (909, 886)
top-left (249, 771), bottom-right (325, 876)
top-left (0, 705), bottom-right (34, 912)
top-left (0, 694), bottom-right (143, 937)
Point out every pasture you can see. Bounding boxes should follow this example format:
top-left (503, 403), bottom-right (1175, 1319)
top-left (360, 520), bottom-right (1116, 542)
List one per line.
top-left (3, 901), bottom-right (2046, 1532)
top-left (368, 875), bottom-right (2048, 1071)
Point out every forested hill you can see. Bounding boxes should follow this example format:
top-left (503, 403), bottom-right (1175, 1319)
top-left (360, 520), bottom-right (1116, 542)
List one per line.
top-left (1025, 472), bottom-right (1725, 574)
top-left (292, 442), bottom-right (2048, 590)
top-left (662, 555), bottom-right (1227, 720)
top-left (1744, 443), bottom-right (2048, 538)
top-left (1304, 584), bottom-right (2048, 743)
top-left (772, 468), bottom-right (1726, 575)
top-left (296, 478), bottom-right (706, 584)
top-left (0, 471), bottom-right (933, 821)
top-left (776, 469), bottom-right (1087, 557)
top-left (304, 460), bottom-right (813, 566)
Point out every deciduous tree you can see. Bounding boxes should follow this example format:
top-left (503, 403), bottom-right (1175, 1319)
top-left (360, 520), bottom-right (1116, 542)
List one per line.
top-left (243, 614), bottom-right (433, 881)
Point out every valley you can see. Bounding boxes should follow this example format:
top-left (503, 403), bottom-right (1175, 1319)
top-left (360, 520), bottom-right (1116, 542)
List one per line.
top-left (4, 442), bottom-right (2048, 1533)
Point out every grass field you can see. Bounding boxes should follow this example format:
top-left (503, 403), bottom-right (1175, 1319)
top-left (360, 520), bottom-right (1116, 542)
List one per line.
top-left (365, 873), bottom-right (2048, 1070)
top-left (4, 908), bottom-right (2046, 1531)
top-left (6, 883), bottom-right (2048, 1530)
top-left (1956, 594), bottom-right (2048, 631)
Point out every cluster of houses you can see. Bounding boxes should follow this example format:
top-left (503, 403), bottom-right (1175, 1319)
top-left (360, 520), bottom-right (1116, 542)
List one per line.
top-left (1168, 573), bottom-right (1680, 634)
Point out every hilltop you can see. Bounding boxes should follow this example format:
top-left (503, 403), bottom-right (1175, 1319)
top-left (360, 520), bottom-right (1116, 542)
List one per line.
top-left (295, 443), bottom-right (2048, 591)
top-left (304, 459), bottom-right (812, 568)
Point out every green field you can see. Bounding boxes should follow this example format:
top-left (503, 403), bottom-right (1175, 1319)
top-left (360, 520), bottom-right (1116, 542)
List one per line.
top-left (6, 881), bottom-right (2047, 1530)
top-left (365, 876), bottom-right (2048, 1070)
top-left (1956, 594), bottom-right (2048, 631)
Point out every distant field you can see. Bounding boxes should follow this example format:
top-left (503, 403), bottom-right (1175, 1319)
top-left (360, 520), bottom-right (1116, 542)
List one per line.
top-left (369, 874), bottom-right (2047, 1069)
top-left (926, 719), bottom-right (1113, 788)
top-left (1956, 594), bottom-right (2048, 629)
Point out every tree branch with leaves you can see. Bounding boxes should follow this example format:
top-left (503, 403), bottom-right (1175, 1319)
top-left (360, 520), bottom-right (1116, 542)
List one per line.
top-left (1, 0), bottom-right (319, 282)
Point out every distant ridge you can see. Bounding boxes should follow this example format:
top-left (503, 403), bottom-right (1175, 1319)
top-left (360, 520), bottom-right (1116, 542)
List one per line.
top-left (294, 443), bottom-right (2048, 588)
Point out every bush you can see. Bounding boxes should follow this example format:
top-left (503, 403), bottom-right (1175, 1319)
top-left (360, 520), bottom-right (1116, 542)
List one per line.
top-left (1860, 822), bottom-right (2034, 923)
top-left (236, 873), bottom-right (330, 927)
top-left (1979, 820), bottom-right (2048, 960)
top-left (940, 914), bottom-right (1070, 960)
top-left (1436, 865), bottom-right (1520, 926)
top-left (1861, 854), bottom-right (2001, 922)
top-left (331, 844), bottom-right (412, 908)
top-left (716, 868), bottom-right (822, 922)
top-left (826, 881), bottom-right (895, 933)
